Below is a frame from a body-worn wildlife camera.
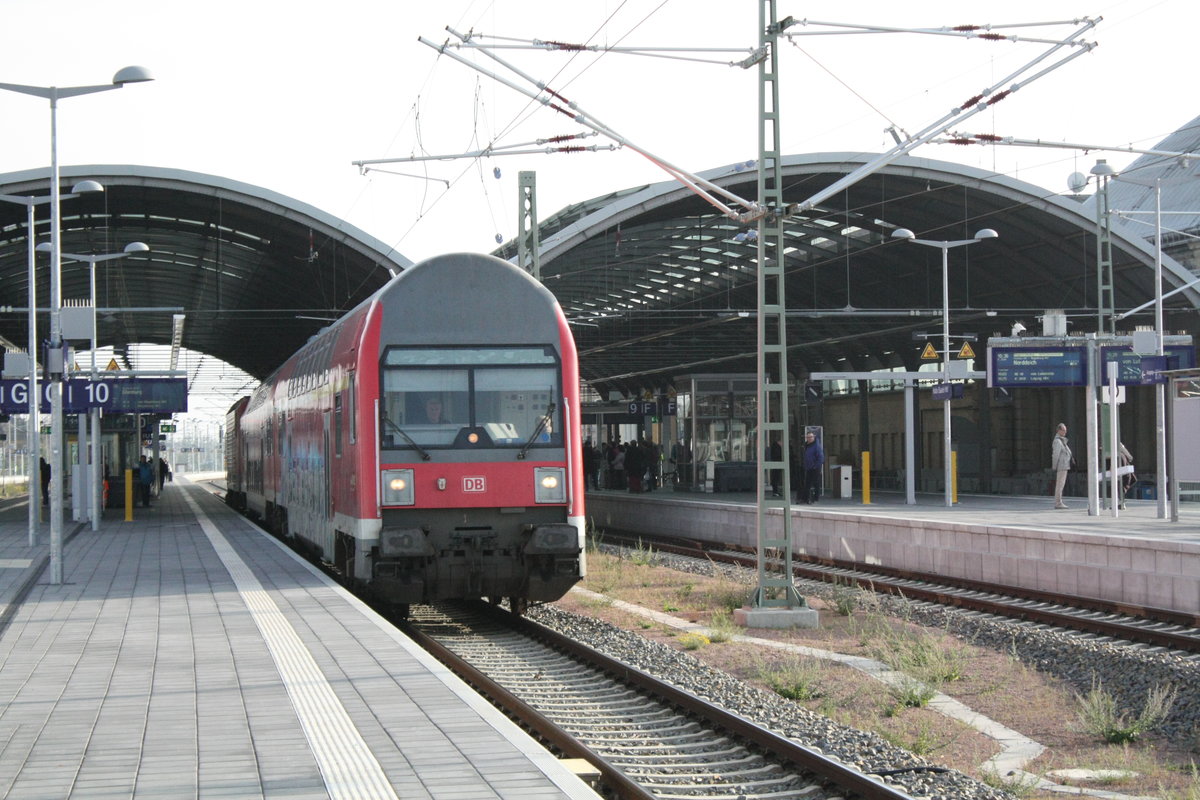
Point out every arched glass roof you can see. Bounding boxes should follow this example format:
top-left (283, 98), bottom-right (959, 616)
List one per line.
top-left (501, 153), bottom-right (1200, 397)
top-left (0, 165), bottom-right (407, 382)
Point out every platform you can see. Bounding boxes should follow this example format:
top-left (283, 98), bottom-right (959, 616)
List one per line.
top-left (0, 479), bottom-right (599, 800)
top-left (586, 486), bottom-right (1200, 616)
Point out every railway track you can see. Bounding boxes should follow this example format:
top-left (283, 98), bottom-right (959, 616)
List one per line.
top-left (603, 530), bottom-right (1200, 657)
top-left (403, 602), bottom-right (922, 800)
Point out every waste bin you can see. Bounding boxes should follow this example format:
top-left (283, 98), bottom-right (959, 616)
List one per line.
top-left (1134, 480), bottom-right (1156, 500)
top-left (835, 465), bottom-right (853, 499)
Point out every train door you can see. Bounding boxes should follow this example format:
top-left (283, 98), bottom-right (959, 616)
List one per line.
top-left (323, 411), bottom-right (331, 521)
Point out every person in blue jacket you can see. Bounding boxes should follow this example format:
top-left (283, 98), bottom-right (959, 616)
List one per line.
top-left (137, 456), bottom-right (154, 507)
top-left (802, 429), bottom-right (825, 504)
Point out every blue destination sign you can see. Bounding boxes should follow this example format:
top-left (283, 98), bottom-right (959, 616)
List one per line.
top-left (0, 378), bottom-right (187, 414)
top-left (931, 383), bottom-right (965, 400)
top-left (990, 347), bottom-right (1088, 387)
top-left (1099, 345), bottom-right (1196, 386)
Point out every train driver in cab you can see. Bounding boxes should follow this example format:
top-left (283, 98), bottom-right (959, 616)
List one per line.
top-left (423, 395), bottom-right (450, 424)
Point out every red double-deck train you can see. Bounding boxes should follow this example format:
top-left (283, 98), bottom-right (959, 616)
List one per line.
top-left (225, 252), bottom-right (585, 614)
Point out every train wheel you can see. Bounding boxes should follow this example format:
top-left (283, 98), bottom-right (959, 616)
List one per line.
top-left (507, 597), bottom-right (528, 617)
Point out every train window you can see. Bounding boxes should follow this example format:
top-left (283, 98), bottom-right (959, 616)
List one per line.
top-left (380, 346), bottom-right (561, 450)
top-left (334, 393), bottom-right (343, 457)
top-left (383, 346), bottom-right (556, 366)
top-left (474, 368), bottom-right (560, 445)
top-left (381, 368), bottom-right (469, 447)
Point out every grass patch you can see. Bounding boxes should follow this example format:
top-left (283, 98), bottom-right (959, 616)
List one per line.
top-left (1075, 678), bottom-right (1178, 745)
top-left (887, 676), bottom-right (936, 710)
top-left (757, 655), bottom-right (824, 701)
top-left (979, 767), bottom-right (1041, 798)
top-left (707, 610), bottom-right (738, 643)
top-left (629, 538), bottom-right (655, 566)
top-left (881, 718), bottom-right (951, 756)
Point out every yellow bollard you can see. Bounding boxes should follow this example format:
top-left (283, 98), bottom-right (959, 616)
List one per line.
top-left (951, 450), bottom-right (958, 504)
top-left (861, 451), bottom-right (871, 504)
top-left (125, 468), bottom-right (134, 521)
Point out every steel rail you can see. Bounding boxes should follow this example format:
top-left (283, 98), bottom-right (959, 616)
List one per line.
top-left (400, 618), bottom-right (657, 800)
top-left (603, 530), bottom-right (1200, 654)
top-left (410, 602), bottom-right (919, 800)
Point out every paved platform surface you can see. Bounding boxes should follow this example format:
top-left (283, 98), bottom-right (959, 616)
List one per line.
top-left (0, 479), bottom-right (599, 800)
top-left (593, 484), bottom-right (1200, 543)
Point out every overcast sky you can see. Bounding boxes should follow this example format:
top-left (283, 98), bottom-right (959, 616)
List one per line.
top-left (0, 0), bottom-right (1193, 269)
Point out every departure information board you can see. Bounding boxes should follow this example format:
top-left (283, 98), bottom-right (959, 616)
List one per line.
top-left (990, 347), bottom-right (1088, 387)
top-left (1099, 345), bottom-right (1196, 385)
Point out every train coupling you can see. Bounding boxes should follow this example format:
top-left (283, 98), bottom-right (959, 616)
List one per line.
top-left (524, 523), bottom-right (581, 555)
top-left (379, 527), bottom-right (434, 557)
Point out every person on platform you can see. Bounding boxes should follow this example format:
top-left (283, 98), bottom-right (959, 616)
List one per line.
top-left (137, 456), bottom-right (154, 508)
top-left (1051, 422), bottom-right (1073, 509)
top-left (582, 440), bottom-right (598, 490)
top-left (802, 430), bottom-right (825, 504)
top-left (1116, 441), bottom-right (1134, 510)
top-left (39, 457), bottom-right (50, 506)
top-left (625, 440), bottom-right (644, 493)
top-left (158, 458), bottom-right (170, 492)
top-left (769, 437), bottom-right (783, 497)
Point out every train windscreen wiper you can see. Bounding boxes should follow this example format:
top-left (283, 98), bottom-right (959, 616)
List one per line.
top-left (381, 412), bottom-right (431, 461)
top-left (517, 393), bottom-right (555, 460)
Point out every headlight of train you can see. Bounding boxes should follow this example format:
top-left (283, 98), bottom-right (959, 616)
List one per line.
top-left (534, 467), bottom-right (566, 503)
top-left (382, 468), bottom-right (415, 505)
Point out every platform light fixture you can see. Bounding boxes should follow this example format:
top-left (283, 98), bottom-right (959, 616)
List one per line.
top-left (0, 66), bottom-right (154, 583)
top-left (43, 241), bottom-right (150, 530)
top-left (892, 227), bottom-right (999, 507)
top-left (0, 180), bottom-right (104, 545)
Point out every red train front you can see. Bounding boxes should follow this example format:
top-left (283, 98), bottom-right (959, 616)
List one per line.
top-left (226, 252), bottom-right (585, 614)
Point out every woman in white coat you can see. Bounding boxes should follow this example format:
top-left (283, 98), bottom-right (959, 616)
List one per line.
top-left (1051, 423), bottom-right (1073, 509)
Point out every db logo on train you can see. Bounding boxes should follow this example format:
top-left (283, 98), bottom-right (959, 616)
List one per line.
top-left (462, 476), bottom-right (486, 493)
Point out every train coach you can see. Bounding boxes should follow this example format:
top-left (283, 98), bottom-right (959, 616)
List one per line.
top-left (225, 252), bottom-right (585, 614)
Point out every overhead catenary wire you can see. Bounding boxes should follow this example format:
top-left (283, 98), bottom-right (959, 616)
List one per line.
top-left (417, 29), bottom-right (759, 220)
top-left (417, 17), bottom-right (1101, 226)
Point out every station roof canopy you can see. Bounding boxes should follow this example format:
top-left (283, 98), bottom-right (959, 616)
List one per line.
top-left (0, 165), bottom-right (407, 381)
top-left (500, 153), bottom-right (1200, 398)
top-left (1, 156), bottom-right (1197, 402)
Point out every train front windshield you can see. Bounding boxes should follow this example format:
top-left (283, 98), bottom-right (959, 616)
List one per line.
top-left (380, 346), bottom-right (563, 450)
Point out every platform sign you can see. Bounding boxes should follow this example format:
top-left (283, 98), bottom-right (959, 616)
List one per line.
top-left (990, 346), bottom-right (1088, 387)
top-left (1099, 345), bottom-right (1196, 386)
top-left (0, 378), bottom-right (187, 414)
top-left (931, 383), bottom-right (965, 401)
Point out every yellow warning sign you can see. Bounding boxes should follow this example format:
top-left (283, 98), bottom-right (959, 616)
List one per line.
top-left (958, 342), bottom-right (976, 359)
top-left (106, 358), bottom-right (121, 371)
top-left (920, 342), bottom-right (939, 360)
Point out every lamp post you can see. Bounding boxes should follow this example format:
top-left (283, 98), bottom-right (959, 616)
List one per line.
top-left (43, 242), bottom-right (150, 530)
top-left (892, 227), bottom-right (999, 507)
top-left (1, 66), bottom-right (154, 584)
top-left (1109, 167), bottom-right (1200, 519)
top-left (0, 180), bottom-right (103, 545)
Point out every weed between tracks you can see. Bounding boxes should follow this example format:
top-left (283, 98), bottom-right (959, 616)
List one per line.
top-left (555, 541), bottom-right (1200, 800)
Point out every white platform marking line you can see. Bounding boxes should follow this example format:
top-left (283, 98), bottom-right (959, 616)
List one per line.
top-left (182, 491), bottom-right (399, 800)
